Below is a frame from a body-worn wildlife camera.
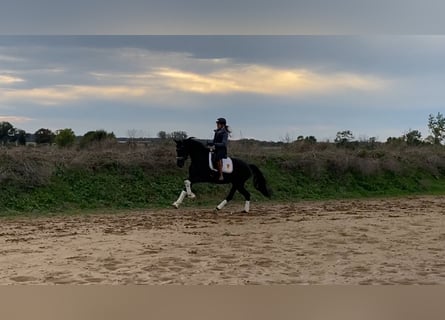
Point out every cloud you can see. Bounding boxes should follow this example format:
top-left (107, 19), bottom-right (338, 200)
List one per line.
top-left (0, 85), bottom-right (150, 106)
top-left (0, 35), bottom-right (442, 142)
top-left (0, 115), bottom-right (33, 124)
top-left (1, 0), bottom-right (445, 35)
top-left (0, 54), bottom-right (25, 62)
top-left (155, 65), bottom-right (387, 95)
top-left (0, 74), bottom-right (25, 84)
top-left (0, 62), bottom-right (388, 108)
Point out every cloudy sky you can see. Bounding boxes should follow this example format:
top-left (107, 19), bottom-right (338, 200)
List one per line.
top-left (1, 0), bottom-right (445, 35)
top-left (1, 2), bottom-right (444, 141)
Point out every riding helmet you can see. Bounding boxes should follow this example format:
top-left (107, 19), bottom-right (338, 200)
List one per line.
top-left (216, 117), bottom-right (227, 125)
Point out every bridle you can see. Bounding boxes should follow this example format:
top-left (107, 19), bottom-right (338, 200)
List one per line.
top-left (176, 143), bottom-right (188, 162)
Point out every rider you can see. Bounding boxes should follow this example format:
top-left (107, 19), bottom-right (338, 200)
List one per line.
top-left (209, 117), bottom-right (230, 181)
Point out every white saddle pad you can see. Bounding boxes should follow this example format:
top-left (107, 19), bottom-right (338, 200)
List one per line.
top-left (209, 153), bottom-right (233, 173)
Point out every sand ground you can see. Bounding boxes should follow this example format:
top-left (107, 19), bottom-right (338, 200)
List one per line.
top-left (1, 196), bottom-right (444, 284)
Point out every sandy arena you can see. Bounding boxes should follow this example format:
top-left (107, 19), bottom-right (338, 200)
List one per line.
top-left (1, 196), bottom-right (444, 284)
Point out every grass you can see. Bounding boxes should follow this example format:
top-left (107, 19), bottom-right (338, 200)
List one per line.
top-left (1, 139), bottom-right (445, 215)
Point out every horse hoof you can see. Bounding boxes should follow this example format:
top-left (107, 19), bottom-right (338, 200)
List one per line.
top-left (188, 193), bottom-right (196, 199)
top-left (172, 203), bottom-right (179, 209)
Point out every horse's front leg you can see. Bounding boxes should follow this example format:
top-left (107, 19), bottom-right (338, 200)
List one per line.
top-left (172, 179), bottom-right (195, 209)
top-left (184, 179), bottom-right (196, 199)
top-left (172, 190), bottom-right (187, 209)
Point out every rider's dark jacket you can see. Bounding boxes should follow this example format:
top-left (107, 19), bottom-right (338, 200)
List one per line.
top-left (211, 127), bottom-right (229, 160)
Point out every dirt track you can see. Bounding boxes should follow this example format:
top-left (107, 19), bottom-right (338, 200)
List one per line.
top-left (1, 196), bottom-right (444, 284)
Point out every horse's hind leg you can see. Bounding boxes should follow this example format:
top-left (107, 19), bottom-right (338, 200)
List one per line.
top-left (237, 184), bottom-right (251, 213)
top-left (216, 185), bottom-right (237, 211)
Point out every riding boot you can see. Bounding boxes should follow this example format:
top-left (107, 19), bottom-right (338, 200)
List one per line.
top-left (217, 160), bottom-right (224, 181)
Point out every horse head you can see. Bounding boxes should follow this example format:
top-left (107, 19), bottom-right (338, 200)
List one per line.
top-left (174, 138), bottom-right (187, 168)
top-left (174, 137), bottom-right (207, 168)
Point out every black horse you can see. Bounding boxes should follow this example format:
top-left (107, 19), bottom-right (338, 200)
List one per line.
top-left (173, 138), bottom-right (271, 212)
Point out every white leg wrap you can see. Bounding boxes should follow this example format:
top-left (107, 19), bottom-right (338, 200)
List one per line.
top-left (184, 180), bottom-right (195, 198)
top-left (216, 200), bottom-right (228, 211)
top-left (244, 201), bottom-right (250, 213)
top-left (172, 191), bottom-right (187, 208)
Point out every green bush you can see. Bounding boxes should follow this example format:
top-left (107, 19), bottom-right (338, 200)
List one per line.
top-left (55, 128), bottom-right (76, 147)
top-left (1, 140), bottom-right (445, 214)
top-left (80, 130), bottom-right (116, 148)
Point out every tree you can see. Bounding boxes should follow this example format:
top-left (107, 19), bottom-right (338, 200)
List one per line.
top-left (55, 128), bottom-right (76, 147)
top-left (295, 135), bottom-right (317, 144)
top-left (304, 136), bottom-right (317, 144)
top-left (404, 129), bottom-right (422, 146)
top-left (157, 130), bottom-right (187, 140)
top-left (280, 132), bottom-right (293, 144)
top-left (7, 129), bottom-right (27, 146)
top-left (16, 130), bottom-right (27, 146)
top-left (35, 128), bottom-right (55, 144)
top-left (387, 136), bottom-right (404, 145)
top-left (335, 130), bottom-right (354, 145)
top-left (157, 131), bottom-right (168, 139)
top-left (169, 131), bottom-right (188, 140)
top-left (127, 129), bottom-right (148, 146)
top-left (428, 112), bottom-right (445, 145)
top-left (80, 130), bottom-right (116, 147)
top-left (0, 121), bottom-right (14, 145)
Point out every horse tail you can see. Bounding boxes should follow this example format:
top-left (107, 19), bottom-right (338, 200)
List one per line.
top-left (249, 164), bottom-right (272, 198)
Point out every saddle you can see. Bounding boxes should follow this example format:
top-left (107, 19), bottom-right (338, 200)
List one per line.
top-left (208, 153), bottom-right (233, 174)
